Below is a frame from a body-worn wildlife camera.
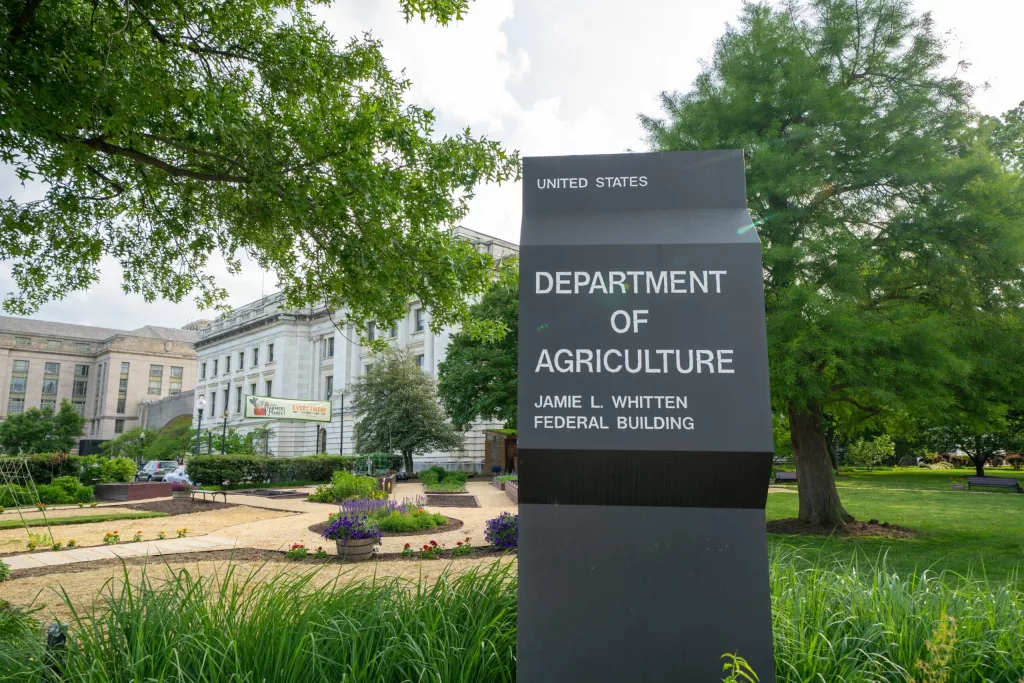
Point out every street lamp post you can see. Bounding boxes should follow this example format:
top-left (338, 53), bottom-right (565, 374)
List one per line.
top-left (194, 395), bottom-right (207, 458)
top-left (221, 411), bottom-right (228, 454)
top-left (339, 393), bottom-right (344, 455)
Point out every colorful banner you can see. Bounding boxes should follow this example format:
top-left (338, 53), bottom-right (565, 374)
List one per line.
top-left (244, 395), bottom-right (331, 422)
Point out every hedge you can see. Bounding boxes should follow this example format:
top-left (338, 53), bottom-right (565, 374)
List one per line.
top-left (0, 476), bottom-right (95, 506)
top-left (185, 455), bottom-right (363, 486)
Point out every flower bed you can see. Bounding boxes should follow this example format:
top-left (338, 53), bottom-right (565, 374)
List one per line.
top-left (312, 497), bottom-right (452, 536)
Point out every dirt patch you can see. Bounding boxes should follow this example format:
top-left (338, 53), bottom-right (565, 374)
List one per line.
top-left (767, 518), bottom-right (918, 539)
top-left (307, 517), bottom-right (464, 538)
top-left (124, 499), bottom-right (236, 514)
top-left (6, 545), bottom-right (514, 580)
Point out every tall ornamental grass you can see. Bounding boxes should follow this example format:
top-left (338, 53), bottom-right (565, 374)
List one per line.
top-left (2, 552), bottom-right (1023, 682)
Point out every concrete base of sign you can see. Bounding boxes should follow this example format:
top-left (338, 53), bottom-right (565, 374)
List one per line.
top-left (518, 503), bottom-right (774, 682)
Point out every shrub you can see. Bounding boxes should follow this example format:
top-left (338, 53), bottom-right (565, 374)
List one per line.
top-left (1007, 455), bottom-right (1024, 470)
top-left (484, 512), bottom-right (518, 550)
top-left (24, 453), bottom-right (82, 485)
top-left (495, 474), bottom-right (518, 484)
top-left (187, 454), bottom-right (360, 486)
top-left (285, 543), bottom-right (309, 559)
top-left (307, 471), bottom-right (379, 503)
top-left (1, 478), bottom-right (95, 506)
top-left (0, 559), bottom-right (8, 582)
top-left (376, 509), bottom-right (447, 533)
top-left (102, 457), bottom-right (138, 483)
top-left (420, 467), bottom-right (468, 491)
top-left (949, 455), bottom-right (970, 467)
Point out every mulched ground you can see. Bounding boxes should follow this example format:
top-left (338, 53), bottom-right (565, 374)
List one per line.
top-left (307, 517), bottom-right (464, 538)
top-left (123, 499), bottom-right (237, 515)
top-left (5, 545), bottom-right (515, 580)
top-left (767, 518), bottom-right (919, 539)
top-left (423, 494), bottom-right (480, 508)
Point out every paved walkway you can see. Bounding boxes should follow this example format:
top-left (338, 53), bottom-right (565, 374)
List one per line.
top-left (3, 534), bottom-right (240, 570)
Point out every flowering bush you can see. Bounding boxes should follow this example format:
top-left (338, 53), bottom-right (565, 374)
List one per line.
top-left (170, 482), bottom-right (194, 493)
top-left (177, 528), bottom-right (188, 538)
top-left (313, 546), bottom-right (329, 559)
top-left (90, 502), bottom-right (98, 508)
top-left (131, 530), bottom-right (143, 542)
top-left (451, 536), bottom-right (474, 557)
top-left (158, 530), bottom-right (167, 540)
top-left (50, 540), bottom-right (62, 551)
top-left (321, 514), bottom-right (381, 546)
top-left (484, 513), bottom-right (518, 550)
top-left (330, 496), bottom-right (446, 533)
top-left (36, 503), bottom-right (46, 511)
top-left (401, 542), bottom-right (414, 558)
top-left (285, 543), bottom-right (309, 559)
top-left (420, 540), bottom-right (443, 559)
top-left (66, 539), bottom-right (77, 548)
top-left (103, 531), bottom-right (120, 545)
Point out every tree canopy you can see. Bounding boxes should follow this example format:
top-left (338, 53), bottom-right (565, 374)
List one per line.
top-left (0, 0), bottom-right (519, 331)
top-left (0, 399), bottom-right (87, 454)
top-left (352, 346), bottom-right (463, 472)
top-left (642, 0), bottom-right (1024, 525)
top-left (438, 258), bottom-right (518, 430)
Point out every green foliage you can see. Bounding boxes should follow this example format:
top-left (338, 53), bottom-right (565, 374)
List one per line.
top-left (186, 454), bottom-right (358, 487)
top-left (99, 427), bottom-right (159, 460)
top-left (0, 511), bottom-right (165, 531)
top-left (419, 467), bottom-right (468, 488)
top-left (376, 510), bottom-right (448, 533)
top-left (307, 471), bottom-right (379, 503)
top-left (1, 477), bottom-right (94, 506)
top-left (495, 474), bottom-right (518, 484)
top-left (642, 0), bottom-right (1024, 525)
top-left (0, 0), bottom-right (518, 328)
top-left (352, 452), bottom-right (405, 476)
top-left (922, 411), bottom-right (1024, 475)
top-left (845, 435), bottom-right (896, 470)
top-left (0, 400), bottom-right (86, 454)
top-left (19, 452), bottom-right (81, 484)
top-left (0, 560), bottom-right (7, 583)
top-left (79, 456), bottom-right (139, 484)
top-left (352, 347), bottom-right (463, 473)
top-left (721, 653), bottom-right (759, 683)
top-left (438, 258), bottom-right (519, 429)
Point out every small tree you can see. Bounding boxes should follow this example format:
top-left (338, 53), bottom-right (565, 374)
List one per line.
top-left (352, 347), bottom-right (463, 473)
top-left (0, 399), bottom-right (86, 454)
top-left (924, 412), bottom-right (1024, 476)
top-left (100, 427), bottom-right (159, 461)
top-left (845, 435), bottom-right (895, 471)
top-left (438, 259), bottom-right (518, 429)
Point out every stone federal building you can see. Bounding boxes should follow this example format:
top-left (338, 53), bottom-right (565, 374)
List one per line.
top-left (192, 227), bottom-right (518, 471)
top-left (0, 317), bottom-right (201, 447)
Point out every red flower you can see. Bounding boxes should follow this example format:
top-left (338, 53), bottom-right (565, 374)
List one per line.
top-left (456, 542), bottom-right (463, 546)
top-left (404, 543), bottom-right (410, 548)
top-left (423, 545), bottom-right (430, 550)
top-left (430, 540), bottom-right (438, 547)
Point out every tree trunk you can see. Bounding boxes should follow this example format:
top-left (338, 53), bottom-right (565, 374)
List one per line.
top-left (403, 451), bottom-right (413, 475)
top-left (973, 437), bottom-right (985, 476)
top-left (789, 402), bottom-right (853, 527)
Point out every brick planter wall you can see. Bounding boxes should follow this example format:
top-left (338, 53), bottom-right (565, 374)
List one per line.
top-left (95, 482), bottom-right (172, 502)
top-left (505, 481), bottom-right (518, 504)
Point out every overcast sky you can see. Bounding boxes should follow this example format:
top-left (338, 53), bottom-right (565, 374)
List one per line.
top-left (2, 0), bottom-right (1022, 330)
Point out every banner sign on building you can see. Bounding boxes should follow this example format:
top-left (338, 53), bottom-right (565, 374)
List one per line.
top-left (517, 150), bottom-right (775, 682)
top-left (244, 395), bottom-right (331, 422)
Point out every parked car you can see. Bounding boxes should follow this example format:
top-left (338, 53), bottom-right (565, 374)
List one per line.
top-left (162, 465), bottom-right (192, 486)
top-left (135, 460), bottom-right (180, 482)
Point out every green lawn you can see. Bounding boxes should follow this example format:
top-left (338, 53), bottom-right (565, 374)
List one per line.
top-left (0, 511), bottom-right (167, 530)
top-left (767, 468), bottom-right (1024, 583)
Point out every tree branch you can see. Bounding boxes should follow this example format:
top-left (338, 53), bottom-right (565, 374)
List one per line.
top-left (80, 136), bottom-right (250, 183)
top-left (8, 0), bottom-right (44, 43)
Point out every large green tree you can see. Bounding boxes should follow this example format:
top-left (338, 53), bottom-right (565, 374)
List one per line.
top-left (642, 0), bottom-right (1024, 525)
top-left (438, 258), bottom-right (518, 430)
top-left (0, 0), bottom-right (518, 330)
top-left (352, 346), bottom-right (462, 472)
top-left (0, 399), bottom-right (87, 453)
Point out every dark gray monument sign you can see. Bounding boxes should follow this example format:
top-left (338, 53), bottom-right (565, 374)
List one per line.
top-left (518, 150), bottom-right (775, 682)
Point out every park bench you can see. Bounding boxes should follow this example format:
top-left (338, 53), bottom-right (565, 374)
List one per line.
top-left (966, 476), bottom-right (1023, 493)
top-left (190, 489), bottom-right (228, 503)
top-left (775, 471), bottom-right (797, 484)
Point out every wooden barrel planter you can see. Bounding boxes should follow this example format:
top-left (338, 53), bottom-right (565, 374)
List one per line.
top-left (171, 490), bottom-right (192, 500)
top-left (335, 538), bottom-right (376, 561)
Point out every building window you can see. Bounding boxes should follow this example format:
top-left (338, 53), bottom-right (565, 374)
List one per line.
top-left (8, 397), bottom-right (25, 414)
top-left (211, 393), bottom-right (216, 416)
top-left (148, 365), bottom-right (163, 395)
top-left (365, 363), bottom-right (373, 375)
top-left (73, 379), bottom-right (88, 396)
top-left (322, 337), bottom-right (334, 358)
top-left (12, 360), bottom-right (28, 373)
top-left (367, 322), bottom-right (376, 341)
top-left (47, 339), bottom-right (61, 349)
top-left (416, 354), bottom-right (425, 371)
top-left (250, 382), bottom-right (257, 397)
top-left (41, 398), bottom-right (55, 411)
top-left (42, 379), bottom-right (58, 395)
top-left (75, 364), bottom-right (88, 377)
top-left (236, 388), bottom-right (242, 413)
top-left (121, 362), bottom-right (130, 373)
top-left (15, 336), bottom-right (30, 346)
top-left (325, 375), bottom-right (333, 400)
top-left (116, 397), bottom-right (126, 413)
top-left (10, 377), bottom-right (26, 393)
top-left (223, 389), bottom-right (229, 415)
top-left (77, 342), bottom-right (91, 351)
top-left (72, 400), bottom-right (86, 416)
top-left (201, 362), bottom-right (207, 379)
top-left (268, 344), bottom-right (274, 362)
top-left (119, 378), bottom-right (128, 392)
top-left (225, 356), bottom-right (231, 373)
top-left (265, 380), bottom-right (272, 397)
top-left (170, 366), bottom-right (183, 394)
top-left (252, 347), bottom-right (259, 366)
top-left (389, 325), bottom-right (398, 339)
top-left (117, 363), bottom-right (129, 414)
top-left (44, 362), bottom-right (60, 374)
top-left (212, 359), bottom-right (218, 376)
top-left (238, 351), bottom-right (244, 368)
top-left (414, 308), bottom-right (425, 332)
top-left (114, 419), bottom-right (125, 434)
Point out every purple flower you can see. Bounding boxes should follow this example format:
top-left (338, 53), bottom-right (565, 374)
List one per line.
top-left (321, 514), bottom-right (381, 545)
top-left (484, 513), bottom-right (518, 550)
